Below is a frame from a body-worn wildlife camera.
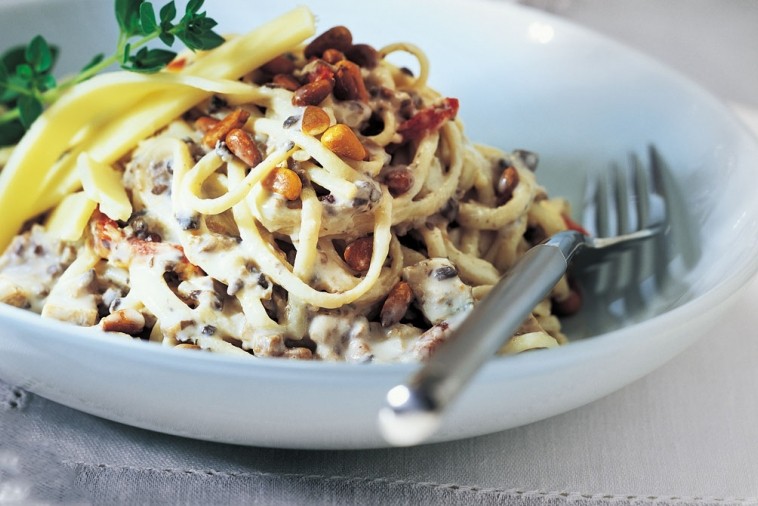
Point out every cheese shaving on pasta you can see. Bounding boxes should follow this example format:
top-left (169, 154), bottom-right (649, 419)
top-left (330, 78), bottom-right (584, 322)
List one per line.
top-left (0, 8), bottom-right (581, 362)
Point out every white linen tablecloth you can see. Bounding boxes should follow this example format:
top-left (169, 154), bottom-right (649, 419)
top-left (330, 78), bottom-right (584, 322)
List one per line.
top-left (2, 1), bottom-right (758, 504)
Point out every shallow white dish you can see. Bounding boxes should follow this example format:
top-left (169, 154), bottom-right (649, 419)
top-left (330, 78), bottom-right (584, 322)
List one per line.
top-left (1, 0), bottom-right (757, 449)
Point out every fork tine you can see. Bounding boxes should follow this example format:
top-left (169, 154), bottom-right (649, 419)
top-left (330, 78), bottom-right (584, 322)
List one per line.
top-left (629, 152), bottom-right (650, 230)
top-left (592, 169), bottom-right (612, 237)
top-left (648, 145), bottom-right (665, 194)
top-left (647, 145), bottom-right (670, 227)
top-left (584, 148), bottom-right (667, 240)
top-left (612, 163), bottom-right (632, 235)
top-left (582, 171), bottom-right (598, 237)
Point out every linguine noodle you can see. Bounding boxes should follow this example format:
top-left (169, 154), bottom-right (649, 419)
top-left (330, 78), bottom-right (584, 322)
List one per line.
top-left (0, 8), bottom-right (579, 362)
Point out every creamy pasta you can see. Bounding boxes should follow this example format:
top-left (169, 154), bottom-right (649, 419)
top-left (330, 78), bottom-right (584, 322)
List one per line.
top-left (0, 7), bottom-right (581, 362)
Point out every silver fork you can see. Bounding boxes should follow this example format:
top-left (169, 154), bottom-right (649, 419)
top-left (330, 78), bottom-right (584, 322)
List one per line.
top-left (378, 146), bottom-right (670, 446)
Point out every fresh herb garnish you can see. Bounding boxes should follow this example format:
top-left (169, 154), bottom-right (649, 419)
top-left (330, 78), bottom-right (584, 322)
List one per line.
top-left (0, 36), bottom-right (58, 138)
top-left (0, 0), bottom-right (224, 146)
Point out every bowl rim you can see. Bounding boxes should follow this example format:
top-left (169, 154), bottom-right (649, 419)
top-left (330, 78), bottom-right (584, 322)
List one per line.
top-left (1, 0), bottom-right (758, 382)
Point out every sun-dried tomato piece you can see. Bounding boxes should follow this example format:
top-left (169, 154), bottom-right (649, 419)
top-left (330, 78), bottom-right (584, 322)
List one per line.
top-left (305, 60), bottom-right (335, 84)
top-left (90, 209), bottom-right (203, 277)
top-left (397, 97), bottom-right (459, 141)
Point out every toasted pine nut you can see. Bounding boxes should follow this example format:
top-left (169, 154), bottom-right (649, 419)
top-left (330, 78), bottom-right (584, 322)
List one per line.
top-left (380, 280), bottom-right (413, 327)
top-left (225, 128), bottom-right (262, 167)
top-left (304, 26), bottom-right (353, 59)
top-left (321, 124), bottom-right (367, 160)
top-left (384, 168), bottom-right (414, 196)
top-left (301, 106), bottom-right (331, 136)
top-left (343, 236), bottom-right (373, 272)
top-left (261, 54), bottom-right (295, 75)
top-left (283, 347), bottom-right (313, 359)
top-left (272, 74), bottom-right (301, 91)
top-left (346, 44), bottom-right (379, 69)
top-left (334, 60), bottom-right (369, 102)
top-left (194, 116), bottom-right (219, 133)
top-left (101, 308), bottom-right (145, 335)
top-left (497, 165), bottom-right (520, 203)
top-left (202, 109), bottom-right (250, 148)
top-left (263, 167), bottom-right (303, 201)
top-left (322, 48), bottom-right (346, 64)
top-left (292, 79), bottom-right (334, 106)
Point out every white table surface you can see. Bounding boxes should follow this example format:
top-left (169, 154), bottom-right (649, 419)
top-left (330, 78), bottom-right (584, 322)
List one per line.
top-left (2, 1), bottom-right (758, 505)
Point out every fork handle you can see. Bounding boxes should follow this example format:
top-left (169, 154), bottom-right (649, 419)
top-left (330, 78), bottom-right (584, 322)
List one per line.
top-left (378, 230), bottom-right (585, 446)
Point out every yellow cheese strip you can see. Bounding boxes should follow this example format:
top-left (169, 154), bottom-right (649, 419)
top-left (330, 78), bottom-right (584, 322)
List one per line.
top-left (0, 74), bottom-right (169, 244)
top-left (44, 191), bottom-right (97, 242)
top-left (1, 72), bottom-right (254, 206)
top-left (77, 153), bottom-right (132, 222)
top-left (28, 76), bottom-right (266, 219)
top-left (33, 6), bottom-right (315, 223)
top-left (83, 6), bottom-right (316, 168)
top-left (0, 6), bottom-right (315, 250)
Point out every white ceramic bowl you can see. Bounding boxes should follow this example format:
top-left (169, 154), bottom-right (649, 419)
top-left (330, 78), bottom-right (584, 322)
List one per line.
top-left (1, 0), bottom-right (757, 449)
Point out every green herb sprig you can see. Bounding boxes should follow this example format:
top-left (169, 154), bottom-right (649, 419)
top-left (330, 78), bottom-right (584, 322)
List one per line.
top-left (0, 0), bottom-right (224, 147)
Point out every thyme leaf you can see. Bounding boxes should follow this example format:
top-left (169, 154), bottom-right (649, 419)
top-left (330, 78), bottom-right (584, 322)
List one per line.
top-left (0, 0), bottom-right (224, 147)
